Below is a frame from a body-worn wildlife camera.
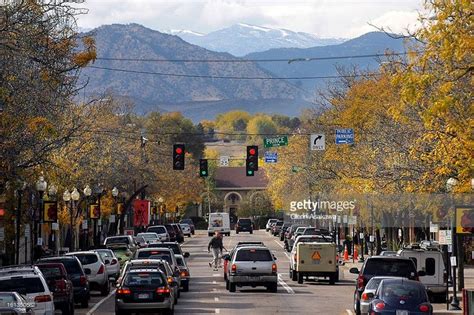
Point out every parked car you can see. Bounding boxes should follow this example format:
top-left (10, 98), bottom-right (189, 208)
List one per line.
top-left (175, 254), bottom-right (190, 292)
top-left (226, 246), bottom-right (278, 292)
top-left (265, 219), bottom-right (279, 232)
top-left (359, 276), bottom-right (407, 314)
top-left (235, 218), bottom-right (253, 234)
top-left (350, 256), bottom-right (423, 315)
top-left (119, 259), bottom-right (180, 302)
top-left (146, 225), bottom-right (170, 241)
top-left (368, 278), bottom-right (433, 315)
top-left (179, 218), bottom-right (195, 235)
top-left (65, 251), bottom-right (109, 296)
top-left (0, 291), bottom-right (34, 315)
top-left (35, 263), bottom-right (74, 314)
top-left (95, 248), bottom-right (121, 280)
top-left (397, 247), bottom-right (447, 302)
top-left (37, 256), bottom-right (90, 308)
top-left (0, 266), bottom-right (55, 315)
top-left (179, 223), bottom-right (192, 237)
top-left (115, 268), bottom-right (175, 315)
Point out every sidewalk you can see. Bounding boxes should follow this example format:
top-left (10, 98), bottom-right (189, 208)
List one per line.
top-left (340, 258), bottom-right (474, 314)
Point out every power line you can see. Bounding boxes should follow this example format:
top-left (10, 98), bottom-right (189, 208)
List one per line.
top-left (87, 65), bottom-right (380, 80)
top-left (94, 51), bottom-right (414, 63)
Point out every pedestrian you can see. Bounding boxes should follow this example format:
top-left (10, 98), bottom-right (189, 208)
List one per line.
top-left (208, 231), bottom-right (227, 270)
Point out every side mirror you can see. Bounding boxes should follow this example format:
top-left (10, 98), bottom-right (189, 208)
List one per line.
top-left (418, 271), bottom-right (426, 277)
top-left (184, 252), bottom-right (190, 258)
top-left (84, 268), bottom-right (92, 275)
top-left (349, 267), bottom-right (359, 274)
top-left (104, 259), bottom-right (110, 265)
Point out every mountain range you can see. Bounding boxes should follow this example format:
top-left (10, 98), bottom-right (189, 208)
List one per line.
top-left (80, 24), bottom-right (406, 121)
top-left (165, 23), bottom-right (346, 56)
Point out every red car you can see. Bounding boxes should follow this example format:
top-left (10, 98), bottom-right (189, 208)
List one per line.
top-left (36, 262), bottom-right (74, 314)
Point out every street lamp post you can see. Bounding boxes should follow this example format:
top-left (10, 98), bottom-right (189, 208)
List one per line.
top-left (70, 188), bottom-right (80, 252)
top-left (35, 175), bottom-right (47, 247)
top-left (94, 184), bottom-right (105, 247)
top-left (15, 180), bottom-right (27, 265)
top-left (446, 177), bottom-right (461, 310)
top-left (83, 185), bottom-right (92, 250)
top-left (63, 190), bottom-right (71, 251)
top-left (48, 185), bottom-right (57, 254)
top-left (112, 187), bottom-right (119, 235)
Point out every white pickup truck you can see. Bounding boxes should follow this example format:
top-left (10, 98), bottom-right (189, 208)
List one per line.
top-left (290, 242), bottom-right (339, 285)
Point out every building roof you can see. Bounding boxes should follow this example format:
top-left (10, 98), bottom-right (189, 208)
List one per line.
top-left (214, 167), bottom-right (268, 190)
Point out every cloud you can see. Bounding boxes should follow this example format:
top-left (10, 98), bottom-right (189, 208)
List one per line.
top-left (348, 10), bottom-right (422, 37)
top-left (76, 0), bottom-right (424, 38)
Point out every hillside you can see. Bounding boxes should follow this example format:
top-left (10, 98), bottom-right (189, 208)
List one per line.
top-left (245, 32), bottom-right (407, 91)
top-left (80, 24), bottom-right (304, 114)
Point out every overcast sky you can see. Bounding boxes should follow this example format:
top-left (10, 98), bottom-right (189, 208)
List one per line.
top-left (76, 0), bottom-right (426, 38)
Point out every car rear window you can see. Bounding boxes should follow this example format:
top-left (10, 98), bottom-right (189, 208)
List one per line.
top-left (138, 250), bottom-right (172, 260)
top-left (0, 277), bottom-right (45, 294)
top-left (148, 226), bottom-right (167, 234)
top-left (37, 266), bottom-right (62, 278)
top-left (236, 249), bottom-right (273, 261)
top-left (364, 259), bottom-right (416, 277)
top-left (379, 281), bottom-right (425, 301)
top-left (74, 254), bottom-right (98, 265)
top-left (106, 237), bottom-right (130, 245)
top-left (42, 259), bottom-right (82, 275)
top-left (238, 219), bottom-right (251, 224)
top-left (124, 272), bottom-right (165, 287)
top-left (366, 278), bottom-right (384, 290)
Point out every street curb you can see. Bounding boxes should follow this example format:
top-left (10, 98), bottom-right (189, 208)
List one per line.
top-left (433, 312), bottom-right (462, 314)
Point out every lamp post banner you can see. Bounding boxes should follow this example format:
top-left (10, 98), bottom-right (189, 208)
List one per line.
top-left (43, 201), bottom-right (58, 222)
top-left (90, 204), bottom-right (100, 219)
top-left (133, 199), bottom-right (150, 227)
top-left (455, 206), bottom-right (474, 234)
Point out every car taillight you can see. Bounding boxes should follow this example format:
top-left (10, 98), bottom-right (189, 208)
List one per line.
top-left (55, 280), bottom-right (67, 292)
top-left (110, 258), bottom-right (118, 265)
top-left (35, 295), bottom-right (52, 303)
top-left (374, 302), bottom-right (385, 310)
top-left (180, 270), bottom-right (189, 277)
top-left (272, 263), bottom-right (277, 273)
top-left (357, 275), bottom-right (364, 289)
top-left (361, 293), bottom-right (369, 301)
top-left (80, 275), bottom-right (87, 286)
top-left (156, 287), bottom-right (171, 296)
top-left (98, 264), bottom-right (105, 274)
top-left (231, 264), bottom-right (237, 273)
top-left (419, 304), bottom-right (430, 312)
top-left (167, 276), bottom-right (173, 284)
top-left (117, 288), bottom-right (131, 295)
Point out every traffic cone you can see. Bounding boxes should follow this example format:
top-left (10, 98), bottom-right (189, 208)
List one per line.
top-left (354, 246), bottom-right (359, 261)
top-left (343, 245), bottom-right (349, 261)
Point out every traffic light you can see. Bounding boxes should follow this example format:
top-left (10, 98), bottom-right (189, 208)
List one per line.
top-left (246, 145), bottom-right (258, 176)
top-left (173, 144), bottom-right (185, 170)
top-left (199, 159), bottom-right (208, 177)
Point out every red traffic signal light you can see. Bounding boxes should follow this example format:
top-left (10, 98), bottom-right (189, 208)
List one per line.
top-left (173, 144), bottom-right (185, 170)
top-left (246, 145), bottom-right (258, 176)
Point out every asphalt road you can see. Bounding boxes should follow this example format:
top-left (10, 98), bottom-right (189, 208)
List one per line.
top-left (77, 229), bottom-right (356, 315)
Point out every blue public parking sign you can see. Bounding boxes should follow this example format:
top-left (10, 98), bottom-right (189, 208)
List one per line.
top-left (335, 129), bottom-right (354, 144)
top-left (264, 152), bottom-right (277, 163)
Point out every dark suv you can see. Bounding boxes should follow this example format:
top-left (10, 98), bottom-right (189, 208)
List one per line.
top-left (350, 256), bottom-right (421, 315)
top-left (235, 218), bottom-right (253, 234)
top-left (38, 256), bottom-right (90, 308)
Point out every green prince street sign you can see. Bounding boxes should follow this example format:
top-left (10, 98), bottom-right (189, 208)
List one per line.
top-left (264, 136), bottom-right (288, 148)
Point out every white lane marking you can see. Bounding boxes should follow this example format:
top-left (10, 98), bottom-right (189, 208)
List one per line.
top-left (346, 309), bottom-right (354, 315)
top-left (86, 289), bottom-right (116, 315)
top-left (215, 309), bottom-right (221, 314)
top-left (212, 280), bottom-right (217, 284)
top-left (277, 274), bottom-right (295, 294)
top-left (274, 240), bottom-right (284, 249)
top-left (213, 273), bottom-right (220, 277)
top-left (214, 297), bottom-right (219, 302)
top-left (213, 288), bottom-right (217, 292)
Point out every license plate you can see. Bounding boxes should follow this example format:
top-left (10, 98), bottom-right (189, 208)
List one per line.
top-left (249, 276), bottom-right (260, 281)
top-left (396, 311), bottom-right (408, 315)
top-left (137, 293), bottom-right (149, 299)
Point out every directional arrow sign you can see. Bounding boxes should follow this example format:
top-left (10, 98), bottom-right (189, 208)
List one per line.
top-left (310, 134), bottom-right (325, 150)
top-left (335, 128), bottom-right (354, 145)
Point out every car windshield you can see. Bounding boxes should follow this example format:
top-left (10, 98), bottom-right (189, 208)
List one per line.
top-left (37, 266), bottom-right (62, 279)
top-left (42, 259), bottom-right (82, 275)
top-left (235, 249), bottom-right (273, 261)
top-left (148, 226), bottom-right (167, 234)
top-left (73, 254), bottom-right (98, 265)
top-left (106, 237), bottom-right (130, 244)
top-left (0, 294), bottom-right (16, 306)
top-left (123, 272), bottom-right (165, 287)
top-left (379, 281), bottom-right (425, 302)
top-left (180, 219), bottom-right (193, 225)
top-left (0, 278), bottom-right (45, 294)
top-left (364, 259), bottom-right (415, 277)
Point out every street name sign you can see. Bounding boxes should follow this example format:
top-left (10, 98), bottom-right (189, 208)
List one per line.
top-left (264, 136), bottom-right (288, 148)
top-left (335, 128), bottom-right (354, 145)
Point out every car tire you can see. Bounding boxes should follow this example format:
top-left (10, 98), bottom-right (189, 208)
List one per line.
top-left (229, 283), bottom-right (236, 292)
top-left (268, 283), bottom-right (277, 293)
top-left (174, 294), bottom-right (178, 305)
top-left (291, 269), bottom-right (297, 281)
top-left (101, 281), bottom-right (110, 296)
top-left (208, 233), bottom-right (213, 237)
top-left (224, 272), bottom-right (227, 281)
top-left (225, 280), bottom-right (229, 290)
top-left (297, 272), bottom-right (304, 284)
top-left (329, 273), bottom-right (336, 285)
top-left (236, 230), bottom-right (239, 234)
top-left (354, 292), bottom-right (361, 315)
top-left (183, 282), bottom-right (189, 292)
top-left (163, 306), bottom-right (175, 315)
top-left (81, 298), bottom-right (89, 308)
top-left (188, 234), bottom-right (191, 238)
top-left (115, 310), bottom-right (129, 315)
top-left (250, 230), bottom-right (253, 234)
